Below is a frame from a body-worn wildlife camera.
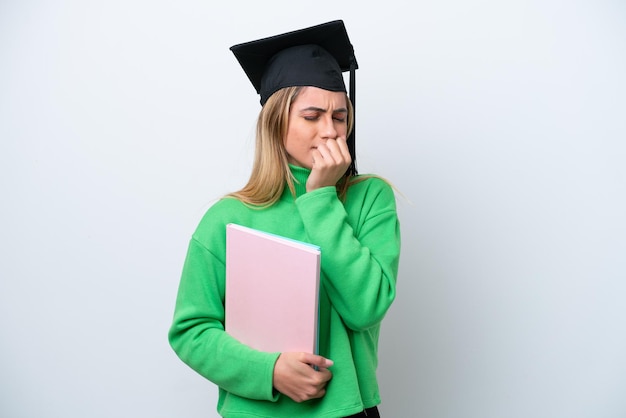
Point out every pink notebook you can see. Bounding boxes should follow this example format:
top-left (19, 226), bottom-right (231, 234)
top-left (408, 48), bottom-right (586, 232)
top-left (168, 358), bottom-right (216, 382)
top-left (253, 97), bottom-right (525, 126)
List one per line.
top-left (225, 223), bottom-right (321, 354)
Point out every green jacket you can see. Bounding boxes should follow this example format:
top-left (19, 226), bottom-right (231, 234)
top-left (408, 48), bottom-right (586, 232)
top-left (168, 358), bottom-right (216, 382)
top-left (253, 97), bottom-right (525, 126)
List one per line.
top-left (169, 165), bottom-right (401, 417)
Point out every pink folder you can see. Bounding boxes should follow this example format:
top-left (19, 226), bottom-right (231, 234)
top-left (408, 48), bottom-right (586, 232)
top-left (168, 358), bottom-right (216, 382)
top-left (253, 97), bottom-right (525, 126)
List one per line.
top-left (225, 223), bottom-right (321, 354)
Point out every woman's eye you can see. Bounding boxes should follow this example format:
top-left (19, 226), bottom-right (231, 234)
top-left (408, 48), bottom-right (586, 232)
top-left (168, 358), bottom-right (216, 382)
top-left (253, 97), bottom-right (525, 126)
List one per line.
top-left (302, 113), bottom-right (320, 121)
top-left (302, 113), bottom-right (345, 122)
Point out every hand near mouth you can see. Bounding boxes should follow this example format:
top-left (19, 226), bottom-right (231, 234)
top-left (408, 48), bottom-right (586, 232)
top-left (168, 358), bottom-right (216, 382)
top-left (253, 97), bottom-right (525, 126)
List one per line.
top-left (306, 137), bottom-right (352, 192)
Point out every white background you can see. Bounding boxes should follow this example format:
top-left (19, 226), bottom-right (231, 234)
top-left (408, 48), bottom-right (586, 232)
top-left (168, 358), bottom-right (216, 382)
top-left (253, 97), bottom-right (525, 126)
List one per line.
top-left (1, 1), bottom-right (625, 417)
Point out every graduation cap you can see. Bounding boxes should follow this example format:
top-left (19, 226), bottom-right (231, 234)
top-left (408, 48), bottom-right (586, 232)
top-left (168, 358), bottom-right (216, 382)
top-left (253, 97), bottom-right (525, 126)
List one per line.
top-left (230, 20), bottom-right (359, 175)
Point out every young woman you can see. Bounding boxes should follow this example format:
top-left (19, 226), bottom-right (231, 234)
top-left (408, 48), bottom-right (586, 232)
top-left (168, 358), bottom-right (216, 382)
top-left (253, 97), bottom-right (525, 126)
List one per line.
top-left (169, 21), bottom-right (400, 418)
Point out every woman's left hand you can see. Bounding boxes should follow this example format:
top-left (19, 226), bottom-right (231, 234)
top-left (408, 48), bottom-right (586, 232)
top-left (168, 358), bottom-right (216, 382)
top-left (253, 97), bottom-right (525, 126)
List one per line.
top-left (306, 137), bottom-right (352, 192)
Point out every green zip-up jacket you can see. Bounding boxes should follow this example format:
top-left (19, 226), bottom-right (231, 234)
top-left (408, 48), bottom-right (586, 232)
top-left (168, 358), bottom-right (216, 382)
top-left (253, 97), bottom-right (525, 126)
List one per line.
top-left (169, 165), bottom-right (401, 417)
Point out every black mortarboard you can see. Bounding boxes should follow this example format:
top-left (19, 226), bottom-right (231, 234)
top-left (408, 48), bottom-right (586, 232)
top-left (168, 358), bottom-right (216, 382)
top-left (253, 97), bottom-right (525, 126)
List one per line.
top-left (230, 20), bottom-right (359, 175)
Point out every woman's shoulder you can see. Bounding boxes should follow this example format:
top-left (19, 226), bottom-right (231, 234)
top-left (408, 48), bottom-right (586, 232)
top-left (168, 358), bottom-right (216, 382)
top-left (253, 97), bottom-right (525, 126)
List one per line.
top-left (192, 197), bottom-right (250, 242)
top-left (350, 173), bottom-right (395, 195)
top-left (345, 173), bottom-right (398, 209)
top-left (211, 195), bottom-right (249, 211)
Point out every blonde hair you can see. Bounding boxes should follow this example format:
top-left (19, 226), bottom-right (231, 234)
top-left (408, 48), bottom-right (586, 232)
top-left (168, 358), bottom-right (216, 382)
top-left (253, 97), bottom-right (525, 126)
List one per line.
top-left (228, 86), bottom-right (355, 207)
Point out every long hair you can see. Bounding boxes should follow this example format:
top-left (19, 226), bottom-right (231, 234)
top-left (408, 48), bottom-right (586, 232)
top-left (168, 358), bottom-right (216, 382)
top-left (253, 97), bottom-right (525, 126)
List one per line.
top-left (228, 86), bottom-right (355, 207)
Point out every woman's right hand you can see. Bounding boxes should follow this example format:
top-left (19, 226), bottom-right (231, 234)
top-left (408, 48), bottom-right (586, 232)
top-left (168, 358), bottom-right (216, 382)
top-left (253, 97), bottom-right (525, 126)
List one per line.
top-left (306, 137), bottom-right (352, 192)
top-left (272, 352), bottom-right (333, 403)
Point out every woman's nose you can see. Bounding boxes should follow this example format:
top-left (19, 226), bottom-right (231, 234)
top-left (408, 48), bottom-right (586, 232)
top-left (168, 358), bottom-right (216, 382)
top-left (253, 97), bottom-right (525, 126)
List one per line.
top-left (320, 115), bottom-right (338, 139)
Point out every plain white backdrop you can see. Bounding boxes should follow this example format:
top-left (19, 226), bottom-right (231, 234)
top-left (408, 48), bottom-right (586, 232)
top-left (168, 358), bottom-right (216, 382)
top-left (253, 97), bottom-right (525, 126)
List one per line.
top-left (1, 1), bottom-right (625, 417)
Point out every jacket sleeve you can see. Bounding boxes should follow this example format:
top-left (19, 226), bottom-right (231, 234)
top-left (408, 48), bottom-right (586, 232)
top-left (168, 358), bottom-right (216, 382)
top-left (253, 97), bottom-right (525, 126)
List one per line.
top-left (168, 237), bottom-right (280, 401)
top-left (295, 178), bottom-right (401, 331)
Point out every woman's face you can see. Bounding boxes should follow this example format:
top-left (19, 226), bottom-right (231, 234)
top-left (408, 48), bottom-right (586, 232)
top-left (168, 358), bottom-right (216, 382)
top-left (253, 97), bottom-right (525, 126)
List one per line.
top-left (284, 86), bottom-right (348, 169)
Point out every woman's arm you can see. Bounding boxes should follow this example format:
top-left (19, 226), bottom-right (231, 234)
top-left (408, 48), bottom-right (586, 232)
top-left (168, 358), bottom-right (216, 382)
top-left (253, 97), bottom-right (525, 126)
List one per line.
top-left (168, 238), bottom-right (280, 401)
top-left (296, 178), bottom-right (401, 331)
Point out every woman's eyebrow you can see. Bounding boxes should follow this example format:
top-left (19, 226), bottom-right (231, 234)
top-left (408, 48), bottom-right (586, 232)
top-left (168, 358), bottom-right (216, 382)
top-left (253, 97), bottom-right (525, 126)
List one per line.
top-left (299, 106), bottom-right (348, 113)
